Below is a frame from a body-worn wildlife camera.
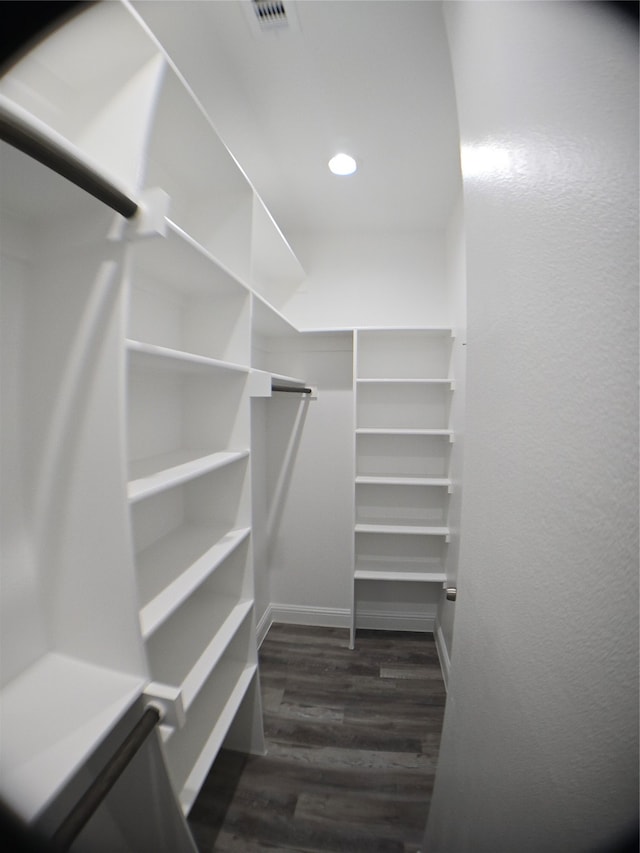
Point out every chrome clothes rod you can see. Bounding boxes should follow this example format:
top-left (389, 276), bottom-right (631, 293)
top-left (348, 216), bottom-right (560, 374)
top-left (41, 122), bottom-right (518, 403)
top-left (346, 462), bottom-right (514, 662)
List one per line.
top-left (0, 105), bottom-right (138, 219)
top-left (51, 706), bottom-right (161, 851)
top-left (271, 384), bottom-right (313, 394)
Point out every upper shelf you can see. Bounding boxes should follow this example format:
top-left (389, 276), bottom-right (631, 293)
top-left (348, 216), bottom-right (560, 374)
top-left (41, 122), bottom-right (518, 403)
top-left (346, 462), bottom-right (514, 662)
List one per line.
top-left (250, 196), bottom-right (305, 310)
top-left (126, 340), bottom-right (249, 376)
top-left (251, 292), bottom-right (300, 340)
top-left (128, 449), bottom-right (249, 503)
top-left (130, 219), bottom-right (249, 300)
top-left (141, 63), bottom-right (254, 283)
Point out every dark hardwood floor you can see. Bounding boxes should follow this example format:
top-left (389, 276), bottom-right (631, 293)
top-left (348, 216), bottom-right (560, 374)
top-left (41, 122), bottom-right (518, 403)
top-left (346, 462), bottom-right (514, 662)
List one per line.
top-left (188, 624), bottom-right (446, 853)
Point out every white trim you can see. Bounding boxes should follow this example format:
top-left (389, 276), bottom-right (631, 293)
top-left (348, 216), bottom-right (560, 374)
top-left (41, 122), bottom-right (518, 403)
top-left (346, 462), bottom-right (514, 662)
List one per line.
top-left (269, 603), bottom-right (351, 630)
top-left (434, 619), bottom-right (451, 691)
top-left (356, 608), bottom-right (435, 634)
top-left (260, 603), bottom-right (439, 642)
top-left (255, 605), bottom-right (273, 648)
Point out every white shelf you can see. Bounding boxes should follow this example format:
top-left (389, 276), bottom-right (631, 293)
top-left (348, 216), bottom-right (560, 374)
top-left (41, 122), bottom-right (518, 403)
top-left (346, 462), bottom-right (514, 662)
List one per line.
top-left (357, 378), bottom-right (453, 385)
top-left (163, 219), bottom-right (249, 297)
top-left (138, 525), bottom-right (251, 638)
top-left (148, 599), bottom-right (253, 712)
top-left (129, 217), bottom-right (249, 302)
top-left (355, 523), bottom-right (450, 536)
top-left (127, 339), bottom-right (249, 375)
top-left (271, 371), bottom-right (310, 386)
top-left (355, 570), bottom-right (447, 583)
top-left (0, 654), bottom-right (144, 822)
top-left (127, 228), bottom-right (251, 364)
top-left (355, 476), bottom-right (452, 487)
top-left (175, 662), bottom-right (257, 815)
top-left (356, 428), bottom-right (453, 437)
top-left (251, 292), bottom-right (300, 338)
top-left (128, 449), bottom-right (249, 503)
top-left (251, 195), bottom-right (305, 310)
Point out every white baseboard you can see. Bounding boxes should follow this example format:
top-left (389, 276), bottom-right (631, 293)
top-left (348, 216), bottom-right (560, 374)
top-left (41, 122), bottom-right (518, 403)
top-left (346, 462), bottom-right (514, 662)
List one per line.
top-left (256, 605), bottom-right (273, 648)
top-left (356, 608), bottom-right (435, 634)
top-left (259, 603), bottom-right (438, 645)
top-left (269, 603), bottom-right (351, 631)
top-left (434, 619), bottom-right (451, 691)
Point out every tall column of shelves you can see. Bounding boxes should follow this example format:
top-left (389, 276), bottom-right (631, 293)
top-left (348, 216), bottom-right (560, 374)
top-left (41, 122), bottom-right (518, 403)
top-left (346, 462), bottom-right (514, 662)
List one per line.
top-left (351, 328), bottom-right (454, 648)
top-left (128, 61), bottom-right (266, 812)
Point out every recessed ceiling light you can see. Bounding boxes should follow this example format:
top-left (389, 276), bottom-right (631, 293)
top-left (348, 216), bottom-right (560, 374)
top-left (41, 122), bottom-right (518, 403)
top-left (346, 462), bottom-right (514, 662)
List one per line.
top-left (328, 153), bottom-right (357, 176)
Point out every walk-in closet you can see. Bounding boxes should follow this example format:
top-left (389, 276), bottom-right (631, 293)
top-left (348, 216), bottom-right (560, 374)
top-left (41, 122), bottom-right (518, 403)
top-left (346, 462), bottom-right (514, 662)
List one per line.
top-left (1, 2), bottom-right (638, 852)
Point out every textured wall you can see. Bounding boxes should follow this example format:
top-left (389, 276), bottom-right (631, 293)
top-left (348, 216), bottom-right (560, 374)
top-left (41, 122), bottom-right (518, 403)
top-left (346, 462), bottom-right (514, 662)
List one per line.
top-left (426, 3), bottom-right (639, 852)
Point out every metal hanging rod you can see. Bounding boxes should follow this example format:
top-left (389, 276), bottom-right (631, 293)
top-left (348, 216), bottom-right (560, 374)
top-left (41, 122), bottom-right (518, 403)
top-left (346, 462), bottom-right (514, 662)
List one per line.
top-left (51, 706), bottom-right (161, 851)
top-left (0, 103), bottom-right (138, 219)
top-left (271, 384), bottom-right (312, 394)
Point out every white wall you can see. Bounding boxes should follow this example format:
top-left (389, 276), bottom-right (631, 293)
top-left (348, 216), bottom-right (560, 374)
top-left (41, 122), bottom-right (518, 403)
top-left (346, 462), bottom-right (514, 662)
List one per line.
top-left (435, 191), bottom-right (467, 679)
top-left (282, 230), bottom-right (449, 329)
top-left (426, 3), bottom-right (639, 852)
top-left (258, 334), bottom-right (354, 628)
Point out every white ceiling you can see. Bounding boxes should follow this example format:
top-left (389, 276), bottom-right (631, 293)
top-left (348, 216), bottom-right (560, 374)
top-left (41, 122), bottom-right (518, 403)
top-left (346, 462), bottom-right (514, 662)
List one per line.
top-left (135, 0), bottom-right (462, 240)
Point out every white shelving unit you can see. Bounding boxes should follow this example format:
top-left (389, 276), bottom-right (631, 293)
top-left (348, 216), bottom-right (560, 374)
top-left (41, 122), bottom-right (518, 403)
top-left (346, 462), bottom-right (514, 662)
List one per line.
top-left (125, 50), bottom-right (267, 811)
top-left (0, 0), bottom-right (309, 841)
top-left (351, 329), bottom-right (454, 648)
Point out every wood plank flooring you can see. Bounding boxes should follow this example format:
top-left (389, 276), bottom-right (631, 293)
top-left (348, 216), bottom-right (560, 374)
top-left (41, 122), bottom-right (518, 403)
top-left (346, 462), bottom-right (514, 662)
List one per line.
top-left (188, 624), bottom-right (446, 853)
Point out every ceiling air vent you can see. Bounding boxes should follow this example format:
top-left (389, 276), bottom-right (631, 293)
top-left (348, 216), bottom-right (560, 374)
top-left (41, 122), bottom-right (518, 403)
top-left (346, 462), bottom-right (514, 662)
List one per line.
top-left (252, 0), bottom-right (289, 29)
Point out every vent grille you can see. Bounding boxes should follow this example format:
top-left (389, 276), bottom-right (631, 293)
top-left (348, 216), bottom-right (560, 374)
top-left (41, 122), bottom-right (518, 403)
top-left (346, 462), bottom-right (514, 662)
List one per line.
top-left (252, 0), bottom-right (288, 29)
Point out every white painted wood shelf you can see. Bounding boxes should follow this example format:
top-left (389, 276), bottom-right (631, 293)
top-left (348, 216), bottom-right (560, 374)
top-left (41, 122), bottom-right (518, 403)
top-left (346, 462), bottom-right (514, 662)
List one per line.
top-left (355, 523), bottom-right (450, 536)
top-left (128, 449), bottom-right (249, 503)
top-left (147, 599), bottom-right (254, 713)
top-left (356, 427), bottom-right (453, 437)
top-left (138, 526), bottom-right (251, 638)
top-left (168, 661), bottom-right (257, 816)
top-left (354, 570), bottom-right (448, 582)
top-left (357, 377), bottom-right (454, 386)
top-left (355, 476), bottom-right (452, 487)
top-left (127, 340), bottom-right (249, 376)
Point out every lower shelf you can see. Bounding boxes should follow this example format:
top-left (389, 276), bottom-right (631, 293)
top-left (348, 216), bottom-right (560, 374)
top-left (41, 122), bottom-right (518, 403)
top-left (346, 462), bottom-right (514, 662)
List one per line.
top-left (355, 570), bottom-right (447, 583)
top-left (0, 653), bottom-right (144, 822)
top-left (164, 662), bottom-right (258, 816)
top-left (147, 598), bottom-right (254, 712)
top-left (137, 525), bottom-right (251, 639)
